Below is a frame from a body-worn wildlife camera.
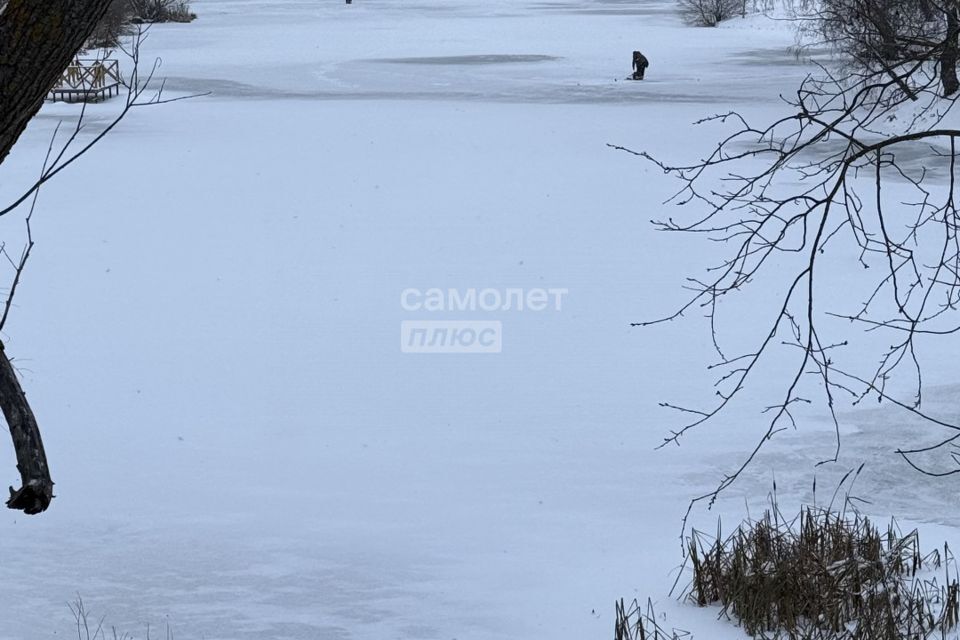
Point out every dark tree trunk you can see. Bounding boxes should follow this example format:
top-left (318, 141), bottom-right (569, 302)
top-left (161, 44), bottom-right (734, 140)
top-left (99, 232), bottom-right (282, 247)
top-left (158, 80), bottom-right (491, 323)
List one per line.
top-left (0, 0), bottom-right (114, 513)
top-left (867, 1), bottom-right (899, 61)
top-left (0, 0), bottom-right (114, 165)
top-left (943, 4), bottom-right (960, 97)
top-left (0, 343), bottom-right (51, 514)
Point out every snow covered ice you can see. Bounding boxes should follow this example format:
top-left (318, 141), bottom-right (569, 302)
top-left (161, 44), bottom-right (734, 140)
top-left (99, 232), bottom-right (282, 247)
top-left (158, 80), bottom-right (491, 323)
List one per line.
top-left (1, 0), bottom-right (960, 639)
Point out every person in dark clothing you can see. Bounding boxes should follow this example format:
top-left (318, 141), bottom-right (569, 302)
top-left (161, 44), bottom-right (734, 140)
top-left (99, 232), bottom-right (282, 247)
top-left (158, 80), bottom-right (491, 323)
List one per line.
top-left (632, 51), bottom-right (649, 80)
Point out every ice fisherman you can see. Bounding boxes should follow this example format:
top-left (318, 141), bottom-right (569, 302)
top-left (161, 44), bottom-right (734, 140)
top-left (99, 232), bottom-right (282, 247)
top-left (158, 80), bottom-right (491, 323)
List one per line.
top-left (632, 51), bottom-right (649, 80)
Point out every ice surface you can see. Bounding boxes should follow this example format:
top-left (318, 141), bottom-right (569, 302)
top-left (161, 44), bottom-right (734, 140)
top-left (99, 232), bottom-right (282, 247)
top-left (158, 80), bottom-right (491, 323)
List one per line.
top-left (0, 1), bottom-right (957, 639)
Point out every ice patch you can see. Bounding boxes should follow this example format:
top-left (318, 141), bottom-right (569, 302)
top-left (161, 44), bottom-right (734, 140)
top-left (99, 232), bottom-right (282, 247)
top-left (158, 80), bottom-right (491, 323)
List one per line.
top-left (367, 54), bottom-right (561, 65)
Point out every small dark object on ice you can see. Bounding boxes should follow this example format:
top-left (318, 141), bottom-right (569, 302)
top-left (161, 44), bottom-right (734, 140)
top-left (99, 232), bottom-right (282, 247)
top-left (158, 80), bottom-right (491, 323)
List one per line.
top-left (631, 50), bottom-right (648, 80)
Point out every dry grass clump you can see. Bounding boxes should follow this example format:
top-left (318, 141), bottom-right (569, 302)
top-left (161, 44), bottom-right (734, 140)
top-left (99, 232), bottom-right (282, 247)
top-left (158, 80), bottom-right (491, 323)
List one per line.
top-left (614, 598), bottom-right (689, 640)
top-left (685, 503), bottom-right (959, 639)
top-left (616, 494), bottom-right (960, 640)
top-left (70, 596), bottom-right (176, 640)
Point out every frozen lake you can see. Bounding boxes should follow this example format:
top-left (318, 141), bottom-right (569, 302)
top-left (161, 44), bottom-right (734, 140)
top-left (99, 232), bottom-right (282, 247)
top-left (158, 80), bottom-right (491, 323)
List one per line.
top-left (0, 1), bottom-right (959, 638)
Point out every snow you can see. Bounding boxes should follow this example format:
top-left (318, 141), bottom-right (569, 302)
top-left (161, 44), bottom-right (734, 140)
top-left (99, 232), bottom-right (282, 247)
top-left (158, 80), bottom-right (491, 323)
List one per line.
top-left (0, 0), bottom-right (958, 638)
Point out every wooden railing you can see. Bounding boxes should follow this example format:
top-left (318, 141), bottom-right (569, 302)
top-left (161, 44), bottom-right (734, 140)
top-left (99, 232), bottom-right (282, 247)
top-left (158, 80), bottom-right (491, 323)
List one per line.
top-left (48, 59), bottom-right (122, 103)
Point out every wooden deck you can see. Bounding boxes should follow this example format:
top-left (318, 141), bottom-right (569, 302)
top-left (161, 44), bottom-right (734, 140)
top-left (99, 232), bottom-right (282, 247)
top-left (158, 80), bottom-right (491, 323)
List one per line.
top-left (48, 59), bottom-right (122, 103)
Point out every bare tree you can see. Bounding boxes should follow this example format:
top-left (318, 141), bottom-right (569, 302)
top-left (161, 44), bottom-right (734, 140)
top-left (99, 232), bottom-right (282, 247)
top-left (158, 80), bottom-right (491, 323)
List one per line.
top-left (678, 0), bottom-right (743, 26)
top-left (0, 2), bottom-right (194, 514)
top-left (612, 0), bottom-right (960, 529)
top-left (88, 0), bottom-right (195, 51)
top-left (89, 0), bottom-right (136, 49)
top-left (808, 0), bottom-right (960, 96)
top-left (128, 0), bottom-right (195, 23)
top-left (0, 0), bottom-right (116, 514)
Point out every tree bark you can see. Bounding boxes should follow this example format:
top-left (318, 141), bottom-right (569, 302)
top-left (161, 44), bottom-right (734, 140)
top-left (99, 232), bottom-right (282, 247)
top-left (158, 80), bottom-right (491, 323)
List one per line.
top-left (942, 2), bottom-right (960, 97)
top-left (0, 0), bottom-right (114, 164)
top-left (0, 342), bottom-right (51, 514)
top-left (0, 0), bottom-right (114, 513)
top-left (869, 2), bottom-right (899, 62)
